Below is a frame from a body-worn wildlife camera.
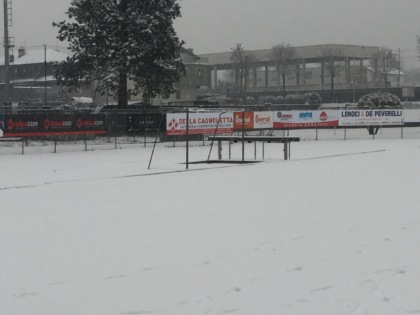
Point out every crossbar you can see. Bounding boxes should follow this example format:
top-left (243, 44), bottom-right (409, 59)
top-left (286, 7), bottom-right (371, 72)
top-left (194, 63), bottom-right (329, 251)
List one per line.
top-left (207, 136), bottom-right (300, 143)
top-left (207, 136), bottom-right (300, 161)
top-left (0, 137), bottom-right (24, 154)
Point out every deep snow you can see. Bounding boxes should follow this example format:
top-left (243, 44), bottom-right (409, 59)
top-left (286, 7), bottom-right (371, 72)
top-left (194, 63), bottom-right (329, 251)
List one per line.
top-left (1, 127), bottom-right (420, 315)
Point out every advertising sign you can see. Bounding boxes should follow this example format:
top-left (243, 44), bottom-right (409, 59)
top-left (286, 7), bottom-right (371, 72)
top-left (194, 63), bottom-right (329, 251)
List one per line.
top-left (166, 112), bottom-right (234, 135)
top-left (273, 110), bottom-right (339, 128)
top-left (0, 114), bottom-right (4, 137)
top-left (233, 111), bottom-right (254, 130)
top-left (3, 113), bottom-right (106, 137)
top-left (127, 113), bottom-right (164, 132)
top-left (339, 109), bottom-right (404, 126)
top-left (404, 109), bottom-right (420, 126)
top-left (253, 111), bottom-right (273, 129)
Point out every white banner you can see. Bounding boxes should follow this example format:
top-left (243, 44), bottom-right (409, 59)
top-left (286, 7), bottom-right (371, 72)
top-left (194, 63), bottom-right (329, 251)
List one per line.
top-left (273, 110), bottom-right (339, 128)
top-left (253, 111), bottom-right (273, 129)
top-left (404, 109), bottom-right (420, 125)
top-left (166, 112), bottom-right (234, 135)
top-left (339, 109), bottom-right (404, 126)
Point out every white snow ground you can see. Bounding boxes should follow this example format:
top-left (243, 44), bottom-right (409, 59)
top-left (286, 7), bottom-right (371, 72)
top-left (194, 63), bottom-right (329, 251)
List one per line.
top-left (1, 127), bottom-right (420, 315)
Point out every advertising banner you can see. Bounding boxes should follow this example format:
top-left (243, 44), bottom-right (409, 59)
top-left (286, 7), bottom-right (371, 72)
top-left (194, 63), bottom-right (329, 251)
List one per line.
top-left (127, 113), bottom-right (164, 132)
top-left (253, 111), bottom-right (273, 129)
top-left (166, 112), bottom-right (234, 135)
top-left (273, 110), bottom-right (339, 128)
top-left (233, 111), bottom-right (254, 130)
top-left (3, 113), bottom-right (106, 137)
top-left (339, 109), bottom-right (404, 126)
top-left (404, 109), bottom-right (420, 127)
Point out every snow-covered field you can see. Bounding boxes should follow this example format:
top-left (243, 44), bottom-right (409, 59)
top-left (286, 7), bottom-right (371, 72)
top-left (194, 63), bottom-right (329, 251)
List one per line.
top-left (1, 127), bottom-right (420, 315)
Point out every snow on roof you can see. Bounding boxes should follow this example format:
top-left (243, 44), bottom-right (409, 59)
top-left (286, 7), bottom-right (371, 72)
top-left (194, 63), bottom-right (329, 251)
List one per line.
top-left (0, 47), bottom-right (70, 66)
top-left (366, 66), bottom-right (405, 75)
top-left (11, 75), bottom-right (56, 83)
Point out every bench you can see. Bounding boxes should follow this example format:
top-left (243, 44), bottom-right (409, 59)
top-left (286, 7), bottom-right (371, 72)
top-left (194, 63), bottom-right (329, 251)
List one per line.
top-left (207, 135), bottom-right (300, 161)
top-left (0, 137), bottom-right (25, 154)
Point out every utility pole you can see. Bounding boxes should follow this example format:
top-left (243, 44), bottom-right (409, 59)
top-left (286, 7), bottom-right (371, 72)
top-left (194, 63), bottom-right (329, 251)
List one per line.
top-left (3, 0), bottom-right (13, 106)
top-left (44, 44), bottom-right (48, 107)
top-left (244, 55), bottom-right (248, 101)
top-left (398, 48), bottom-right (401, 87)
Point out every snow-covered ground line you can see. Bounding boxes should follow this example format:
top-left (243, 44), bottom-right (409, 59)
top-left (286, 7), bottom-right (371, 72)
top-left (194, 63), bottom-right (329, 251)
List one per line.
top-left (1, 128), bottom-right (420, 315)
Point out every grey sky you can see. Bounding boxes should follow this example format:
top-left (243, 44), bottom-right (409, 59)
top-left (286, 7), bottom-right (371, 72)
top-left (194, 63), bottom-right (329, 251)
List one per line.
top-left (4, 0), bottom-right (420, 68)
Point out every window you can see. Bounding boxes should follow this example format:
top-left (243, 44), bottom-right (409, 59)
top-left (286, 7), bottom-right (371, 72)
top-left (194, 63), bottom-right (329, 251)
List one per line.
top-left (176, 90), bottom-right (181, 100)
top-left (198, 69), bottom-right (204, 78)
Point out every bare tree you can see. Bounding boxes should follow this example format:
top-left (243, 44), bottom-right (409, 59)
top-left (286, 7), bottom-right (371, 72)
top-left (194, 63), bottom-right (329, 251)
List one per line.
top-left (370, 47), bottom-right (399, 88)
top-left (321, 47), bottom-right (345, 100)
top-left (230, 44), bottom-right (255, 101)
top-left (270, 43), bottom-right (297, 97)
top-left (207, 79), bottom-right (234, 98)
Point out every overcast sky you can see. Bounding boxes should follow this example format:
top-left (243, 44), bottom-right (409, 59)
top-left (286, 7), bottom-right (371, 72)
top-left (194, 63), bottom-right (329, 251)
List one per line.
top-left (3, 0), bottom-right (420, 68)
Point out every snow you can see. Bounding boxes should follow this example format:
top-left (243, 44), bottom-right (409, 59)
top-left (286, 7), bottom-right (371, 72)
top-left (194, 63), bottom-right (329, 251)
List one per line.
top-left (1, 128), bottom-right (420, 315)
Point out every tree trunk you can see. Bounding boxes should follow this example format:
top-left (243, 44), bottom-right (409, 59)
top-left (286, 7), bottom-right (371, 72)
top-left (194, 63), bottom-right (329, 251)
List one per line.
top-left (282, 72), bottom-right (286, 98)
top-left (117, 0), bottom-right (129, 109)
top-left (118, 71), bottom-right (128, 108)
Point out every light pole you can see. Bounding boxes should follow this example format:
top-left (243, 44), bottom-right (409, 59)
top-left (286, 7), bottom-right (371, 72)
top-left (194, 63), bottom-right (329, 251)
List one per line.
top-left (397, 48), bottom-right (401, 87)
top-left (3, 0), bottom-right (11, 106)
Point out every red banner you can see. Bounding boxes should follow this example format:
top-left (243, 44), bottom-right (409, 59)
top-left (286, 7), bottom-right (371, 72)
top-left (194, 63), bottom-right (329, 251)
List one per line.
top-left (233, 112), bottom-right (254, 130)
top-left (3, 113), bottom-right (106, 137)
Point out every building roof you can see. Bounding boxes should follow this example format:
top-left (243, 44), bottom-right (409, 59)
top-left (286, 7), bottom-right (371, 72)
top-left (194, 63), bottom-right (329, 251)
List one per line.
top-left (2, 47), bottom-right (203, 66)
top-left (199, 44), bottom-right (380, 69)
top-left (0, 47), bottom-right (70, 66)
top-left (366, 66), bottom-right (405, 75)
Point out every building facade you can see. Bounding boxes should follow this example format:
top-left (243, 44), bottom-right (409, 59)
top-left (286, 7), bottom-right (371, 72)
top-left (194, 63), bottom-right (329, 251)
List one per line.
top-left (0, 47), bottom-right (212, 106)
top-left (200, 44), bottom-right (406, 97)
top-left (129, 48), bottom-right (211, 105)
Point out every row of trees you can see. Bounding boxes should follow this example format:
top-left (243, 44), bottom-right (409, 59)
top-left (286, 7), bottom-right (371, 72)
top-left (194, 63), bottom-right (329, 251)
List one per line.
top-left (226, 43), bottom-right (400, 101)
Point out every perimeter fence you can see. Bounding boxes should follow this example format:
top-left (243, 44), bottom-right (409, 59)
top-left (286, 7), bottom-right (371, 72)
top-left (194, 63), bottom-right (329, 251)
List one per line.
top-left (1, 105), bottom-right (420, 156)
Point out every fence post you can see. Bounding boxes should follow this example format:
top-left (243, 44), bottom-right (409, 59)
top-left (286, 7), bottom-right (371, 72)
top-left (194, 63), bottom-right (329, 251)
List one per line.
top-left (262, 141), bottom-right (265, 160)
top-left (254, 141), bottom-right (257, 160)
top-left (186, 108), bottom-right (189, 170)
top-left (283, 142), bottom-right (288, 160)
top-left (241, 110), bottom-right (245, 163)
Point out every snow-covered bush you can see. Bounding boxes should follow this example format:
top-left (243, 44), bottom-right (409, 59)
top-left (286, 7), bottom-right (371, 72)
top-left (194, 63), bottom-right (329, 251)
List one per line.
top-left (275, 96), bottom-right (285, 104)
top-left (285, 94), bottom-right (305, 104)
top-left (245, 96), bottom-right (256, 105)
top-left (358, 92), bottom-right (401, 109)
top-left (262, 95), bottom-right (276, 104)
top-left (358, 92), bottom-right (402, 135)
top-left (303, 92), bottom-right (322, 105)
